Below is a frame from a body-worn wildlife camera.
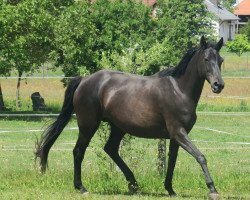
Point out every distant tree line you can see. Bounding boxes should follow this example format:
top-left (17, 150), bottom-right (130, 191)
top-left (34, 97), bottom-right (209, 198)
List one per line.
top-left (0, 0), bottom-right (213, 109)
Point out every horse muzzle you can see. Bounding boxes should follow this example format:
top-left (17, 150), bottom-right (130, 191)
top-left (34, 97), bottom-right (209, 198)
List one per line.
top-left (211, 81), bottom-right (224, 94)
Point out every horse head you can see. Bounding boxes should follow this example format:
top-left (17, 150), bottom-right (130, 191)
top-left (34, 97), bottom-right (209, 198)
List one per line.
top-left (199, 36), bottom-right (225, 94)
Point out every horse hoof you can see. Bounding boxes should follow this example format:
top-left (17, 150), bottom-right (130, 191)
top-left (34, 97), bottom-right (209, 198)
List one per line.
top-left (167, 188), bottom-right (177, 197)
top-left (79, 188), bottom-right (89, 195)
top-left (169, 193), bottom-right (177, 198)
top-left (128, 182), bottom-right (139, 193)
top-left (208, 192), bottom-right (219, 200)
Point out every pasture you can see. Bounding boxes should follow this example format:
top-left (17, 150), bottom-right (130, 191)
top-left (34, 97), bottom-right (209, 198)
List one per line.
top-left (0, 48), bottom-right (250, 199)
top-left (0, 114), bottom-right (249, 199)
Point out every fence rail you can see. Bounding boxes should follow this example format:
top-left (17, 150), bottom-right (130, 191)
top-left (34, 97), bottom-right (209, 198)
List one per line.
top-left (1, 76), bottom-right (250, 79)
top-left (0, 112), bottom-right (250, 118)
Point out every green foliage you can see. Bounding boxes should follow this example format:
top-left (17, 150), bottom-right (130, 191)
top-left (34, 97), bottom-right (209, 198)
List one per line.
top-left (0, 0), bottom-right (74, 107)
top-left (52, 0), bottom-right (97, 78)
top-left (0, 0), bottom-right (57, 108)
top-left (0, 0), bottom-right (214, 78)
top-left (220, 0), bottom-right (235, 12)
top-left (226, 34), bottom-right (250, 57)
top-left (53, 0), bottom-right (213, 77)
top-left (0, 0), bottom-right (54, 76)
top-left (154, 0), bottom-right (213, 65)
top-left (52, 0), bottom-right (156, 77)
top-left (0, 0), bottom-right (74, 75)
top-left (241, 22), bottom-right (250, 42)
top-left (0, 0), bottom-right (214, 107)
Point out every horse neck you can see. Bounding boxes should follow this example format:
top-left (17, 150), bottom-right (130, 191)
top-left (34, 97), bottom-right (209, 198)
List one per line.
top-left (176, 55), bottom-right (205, 106)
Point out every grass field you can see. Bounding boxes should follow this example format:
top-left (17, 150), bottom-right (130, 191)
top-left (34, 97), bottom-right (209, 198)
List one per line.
top-left (0, 114), bottom-right (249, 200)
top-left (0, 48), bottom-right (249, 199)
top-left (220, 48), bottom-right (250, 77)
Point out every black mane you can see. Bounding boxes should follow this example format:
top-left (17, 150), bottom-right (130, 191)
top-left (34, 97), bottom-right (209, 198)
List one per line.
top-left (157, 48), bottom-right (197, 77)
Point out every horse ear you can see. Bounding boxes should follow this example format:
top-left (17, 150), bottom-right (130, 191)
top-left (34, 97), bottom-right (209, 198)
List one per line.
top-left (200, 36), bottom-right (207, 49)
top-left (215, 37), bottom-right (224, 51)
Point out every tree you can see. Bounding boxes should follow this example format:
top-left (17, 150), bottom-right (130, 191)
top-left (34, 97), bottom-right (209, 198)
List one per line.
top-left (154, 0), bottom-right (213, 66)
top-left (226, 34), bottom-right (250, 56)
top-left (0, 1), bottom-right (12, 110)
top-left (0, 0), bottom-right (55, 109)
top-left (220, 0), bottom-right (235, 12)
top-left (52, 0), bottom-right (157, 80)
top-left (241, 22), bottom-right (250, 42)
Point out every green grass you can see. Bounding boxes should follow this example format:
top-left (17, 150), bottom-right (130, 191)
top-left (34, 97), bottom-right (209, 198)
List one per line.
top-left (220, 47), bottom-right (250, 77)
top-left (0, 115), bottom-right (249, 200)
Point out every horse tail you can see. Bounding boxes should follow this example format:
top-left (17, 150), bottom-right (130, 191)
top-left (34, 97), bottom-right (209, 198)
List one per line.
top-left (35, 76), bottom-right (82, 173)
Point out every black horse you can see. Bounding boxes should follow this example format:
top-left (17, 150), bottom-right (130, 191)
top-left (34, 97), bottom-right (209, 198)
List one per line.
top-left (36, 36), bottom-right (224, 200)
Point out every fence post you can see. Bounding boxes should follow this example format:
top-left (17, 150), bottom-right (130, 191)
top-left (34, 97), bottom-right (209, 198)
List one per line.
top-left (158, 138), bottom-right (166, 176)
top-left (0, 83), bottom-right (5, 111)
top-left (247, 55), bottom-right (249, 69)
top-left (223, 56), bottom-right (225, 71)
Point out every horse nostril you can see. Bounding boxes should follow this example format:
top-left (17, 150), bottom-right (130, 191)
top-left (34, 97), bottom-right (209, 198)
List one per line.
top-left (214, 82), bottom-right (219, 88)
top-left (214, 82), bottom-right (224, 89)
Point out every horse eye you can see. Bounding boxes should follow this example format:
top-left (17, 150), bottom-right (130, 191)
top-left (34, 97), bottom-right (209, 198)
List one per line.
top-left (205, 58), bottom-right (209, 62)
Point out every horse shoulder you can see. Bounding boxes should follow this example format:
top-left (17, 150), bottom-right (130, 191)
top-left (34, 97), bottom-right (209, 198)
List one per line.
top-left (157, 77), bottom-right (197, 132)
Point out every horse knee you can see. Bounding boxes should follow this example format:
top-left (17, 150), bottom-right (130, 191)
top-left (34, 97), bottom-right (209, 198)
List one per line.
top-left (197, 155), bottom-right (207, 165)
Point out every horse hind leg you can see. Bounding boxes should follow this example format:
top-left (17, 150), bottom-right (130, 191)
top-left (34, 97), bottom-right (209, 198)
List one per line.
top-left (104, 124), bottom-right (138, 193)
top-left (165, 139), bottom-right (179, 197)
top-left (73, 124), bottom-right (99, 194)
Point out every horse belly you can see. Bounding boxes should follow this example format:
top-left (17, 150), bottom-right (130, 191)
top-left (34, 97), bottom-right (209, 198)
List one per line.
top-left (104, 108), bottom-right (169, 139)
top-left (122, 125), bottom-right (169, 139)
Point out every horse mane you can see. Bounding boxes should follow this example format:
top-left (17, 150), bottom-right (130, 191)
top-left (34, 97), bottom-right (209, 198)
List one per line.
top-left (157, 48), bottom-right (198, 78)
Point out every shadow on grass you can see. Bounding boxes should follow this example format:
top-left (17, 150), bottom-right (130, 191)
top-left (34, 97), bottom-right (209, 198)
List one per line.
top-left (92, 191), bottom-right (249, 199)
top-left (93, 190), bottom-right (203, 199)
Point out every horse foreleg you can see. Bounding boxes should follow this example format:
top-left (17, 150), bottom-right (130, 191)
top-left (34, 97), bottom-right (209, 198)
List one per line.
top-left (104, 124), bottom-right (138, 193)
top-left (173, 127), bottom-right (219, 200)
top-left (164, 139), bottom-right (179, 197)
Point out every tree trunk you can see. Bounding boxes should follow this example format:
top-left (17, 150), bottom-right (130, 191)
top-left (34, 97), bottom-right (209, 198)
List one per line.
top-left (0, 82), bottom-right (5, 111)
top-left (16, 70), bottom-right (23, 110)
top-left (157, 139), bottom-right (166, 176)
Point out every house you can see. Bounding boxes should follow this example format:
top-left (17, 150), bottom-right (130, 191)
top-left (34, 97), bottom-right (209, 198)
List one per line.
top-left (143, 0), bottom-right (239, 42)
top-left (234, 0), bottom-right (250, 30)
top-left (90, 0), bottom-right (239, 41)
top-left (204, 0), bottom-right (239, 41)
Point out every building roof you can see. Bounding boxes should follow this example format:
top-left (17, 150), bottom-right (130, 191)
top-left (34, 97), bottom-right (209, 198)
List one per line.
top-left (234, 0), bottom-right (250, 15)
top-left (205, 0), bottom-right (239, 21)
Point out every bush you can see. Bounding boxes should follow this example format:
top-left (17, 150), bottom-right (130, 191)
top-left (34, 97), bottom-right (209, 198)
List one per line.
top-left (226, 34), bottom-right (250, 56)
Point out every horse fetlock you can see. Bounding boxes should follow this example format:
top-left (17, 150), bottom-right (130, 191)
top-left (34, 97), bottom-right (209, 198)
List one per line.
top-left (168, 190), bottom-right (177, 197)
top-left (165, 184), bottom-right (177, 197)
top-left (74, 181), bottom-right (83, 189)
top-left (79, 187), bottom-right (89, 195)
top-left (207, 182), bottom-right (218, 194)
top-left (208, 192), bottom-right (220, 200)
top-left (75, 184), bottom-right (88, 194)
top-left (128, 182), bottom-right (139, 193)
